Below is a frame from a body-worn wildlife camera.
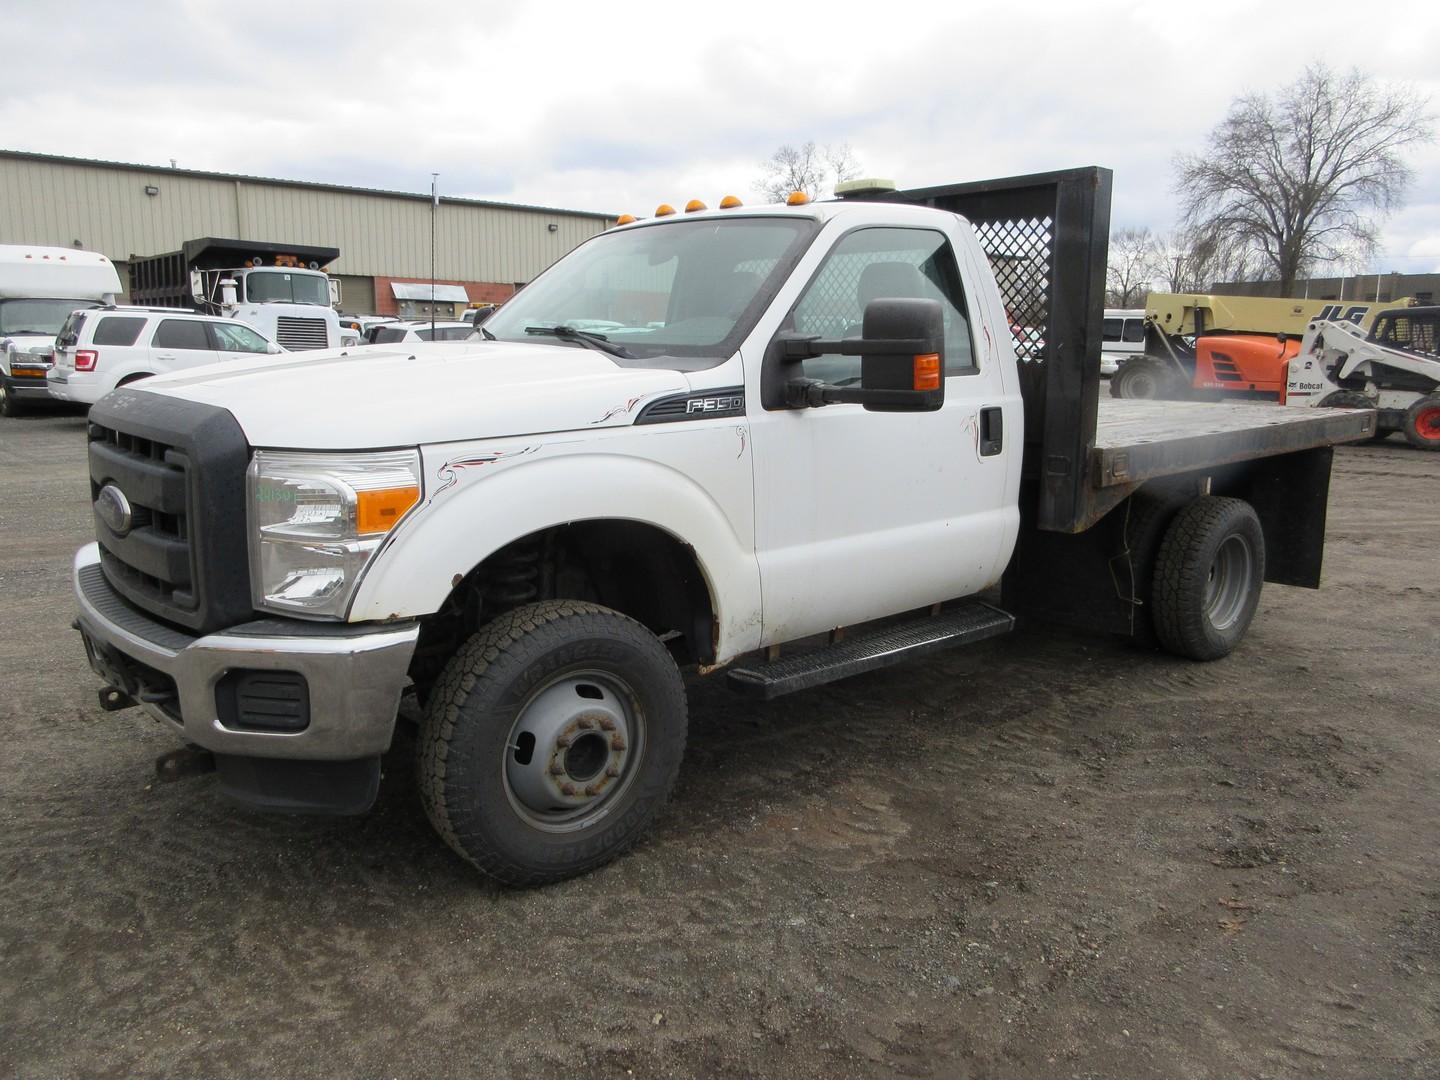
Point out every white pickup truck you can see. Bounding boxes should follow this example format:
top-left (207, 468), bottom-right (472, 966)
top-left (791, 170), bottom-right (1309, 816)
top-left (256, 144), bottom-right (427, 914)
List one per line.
top-left (71, 168), bottom-right (1373, 885)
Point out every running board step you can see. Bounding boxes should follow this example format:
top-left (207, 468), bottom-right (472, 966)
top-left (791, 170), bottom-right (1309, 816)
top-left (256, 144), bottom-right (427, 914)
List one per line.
top-left (727, 601), bottom-right (1014, 700)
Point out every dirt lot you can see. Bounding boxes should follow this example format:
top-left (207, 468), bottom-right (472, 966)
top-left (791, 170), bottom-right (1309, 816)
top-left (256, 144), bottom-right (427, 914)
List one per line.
top-left (1, 405), bottom-right (1437, 1078)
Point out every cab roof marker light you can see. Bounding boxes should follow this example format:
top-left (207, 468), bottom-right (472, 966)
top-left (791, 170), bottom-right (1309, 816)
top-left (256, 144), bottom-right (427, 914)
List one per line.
top-left (614, 214), bottom-right (637, 226)
top-left (655, 203), bottom-right (677, 217)
top-left (786, 191), bottom-right (810, 206)
top-left (719, 195), bottom-right (743, 209)
top-left (685, 199), bottom-right (707, 213)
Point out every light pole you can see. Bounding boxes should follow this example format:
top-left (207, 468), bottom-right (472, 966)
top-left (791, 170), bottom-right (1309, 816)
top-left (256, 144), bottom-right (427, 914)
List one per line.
top-left (430, 173), bottom-right (439, 337)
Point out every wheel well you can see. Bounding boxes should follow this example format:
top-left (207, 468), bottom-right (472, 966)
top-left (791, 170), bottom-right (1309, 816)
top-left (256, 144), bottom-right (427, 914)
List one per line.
top-left (409, 520), bottom-right (716, 700)
top-left (117, 372), bottom-right (153, 386)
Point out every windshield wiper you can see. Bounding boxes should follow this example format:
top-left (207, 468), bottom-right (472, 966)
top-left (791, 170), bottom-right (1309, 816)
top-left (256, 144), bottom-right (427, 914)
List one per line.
top-left (525, 324), bottom-right (632, 358)
top-left (479, 325), bottom-right (496, 340)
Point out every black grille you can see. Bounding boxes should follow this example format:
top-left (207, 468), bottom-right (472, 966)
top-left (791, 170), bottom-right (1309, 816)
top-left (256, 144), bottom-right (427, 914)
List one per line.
top-left (275, 316), bottom-right (329, 350)
top-left (88, 389), bottom-right (254, 635)
top-left (88, 424), bottom-right (194, 612)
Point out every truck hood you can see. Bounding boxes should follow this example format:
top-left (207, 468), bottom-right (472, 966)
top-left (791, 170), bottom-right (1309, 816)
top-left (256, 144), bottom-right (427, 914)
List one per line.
top-left (131, 340), bottom-right (693, 447)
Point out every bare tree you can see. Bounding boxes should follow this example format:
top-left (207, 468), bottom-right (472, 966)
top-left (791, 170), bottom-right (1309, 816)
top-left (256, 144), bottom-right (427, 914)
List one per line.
top-left (1106, 226), bottom-right (1158, 307)
top-left (756, 141), bottom-right (861, 203)
top-left (1154, 227), bottom-right (1261, 294)
top-left (1175, 65), bottom-right (1432, 294)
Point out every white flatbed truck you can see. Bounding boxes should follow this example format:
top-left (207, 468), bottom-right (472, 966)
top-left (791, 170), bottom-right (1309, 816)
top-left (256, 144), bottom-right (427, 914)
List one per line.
top-left (69, 168), bottom-right (1373, 884)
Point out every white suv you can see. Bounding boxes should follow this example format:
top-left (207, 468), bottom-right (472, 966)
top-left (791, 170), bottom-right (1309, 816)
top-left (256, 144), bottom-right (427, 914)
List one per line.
top-left (48, 308), bottom-right (283, 405)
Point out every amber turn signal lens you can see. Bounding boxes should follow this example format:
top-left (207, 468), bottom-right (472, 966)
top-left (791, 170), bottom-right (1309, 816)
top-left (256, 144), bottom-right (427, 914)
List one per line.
top-left (655, 203), bottom-right (677, 217)
top-left (912, 353), bottom-right (941, 392)
top-left (786, 191), bottom-right (810, 206)
top-left (357, 485), bottom-right (420, 534)
top-left (719, 195), bottom-right (742, 209)
top-left (615, 213), bottom-right (637, 226)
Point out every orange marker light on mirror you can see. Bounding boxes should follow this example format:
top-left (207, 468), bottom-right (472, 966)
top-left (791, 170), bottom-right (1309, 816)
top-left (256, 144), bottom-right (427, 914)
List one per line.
top-left (786, 191), bottom-right (810, 206)
top-left (684, 199), bottom-right (707, 213)
top-left (913, 353), bottom-right (941, 392)
top-left (655, 203), bottom-right (677, 217)
top-left (615, 213), bottom-right (637, 226)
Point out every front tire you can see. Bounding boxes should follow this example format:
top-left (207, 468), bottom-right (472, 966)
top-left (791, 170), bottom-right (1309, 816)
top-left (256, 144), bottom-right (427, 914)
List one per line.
top-left (418, 600), bottom-right (688, 886)
top-left (1152, 497), bottom-right (1265, 661)
top-left (0, 379), bottom-right (24, 417)
top-left (1110, 356), bottom-right (1181, 400)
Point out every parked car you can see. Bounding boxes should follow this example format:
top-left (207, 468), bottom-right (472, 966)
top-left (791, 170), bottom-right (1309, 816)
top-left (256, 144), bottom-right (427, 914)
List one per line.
top-left (338, 314), bottom-right (399, 337)
top-left (47, 307), bottom-right (283, 406)
top-left (368, 320), bottom-right (475, 344)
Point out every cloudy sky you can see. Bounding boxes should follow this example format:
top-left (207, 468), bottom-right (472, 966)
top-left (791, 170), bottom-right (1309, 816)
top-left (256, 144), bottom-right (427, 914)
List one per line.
top-left (4, 0), bottom-right (1437, 275)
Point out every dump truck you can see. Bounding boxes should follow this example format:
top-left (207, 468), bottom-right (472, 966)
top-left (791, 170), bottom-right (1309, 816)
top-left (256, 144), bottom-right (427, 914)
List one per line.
top-left (127, 238), bottom-right (345, 351)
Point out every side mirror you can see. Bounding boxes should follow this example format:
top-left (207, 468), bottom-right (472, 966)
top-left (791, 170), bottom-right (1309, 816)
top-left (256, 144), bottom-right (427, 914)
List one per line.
top-left (780, 297), bottom-right (945, 412)
top-left (329, 279), bottom-right (342, 306)
top-left (189, 269), bottom-right (206, 304)
top-left (857, 298), bottom-right (945, 412)
top-left (266, 342), bottom-right (284, 355)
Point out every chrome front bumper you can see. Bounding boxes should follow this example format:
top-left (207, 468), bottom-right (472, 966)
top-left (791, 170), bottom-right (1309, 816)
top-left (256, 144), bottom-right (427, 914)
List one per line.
top-left (72, 543), bottom-right (419, 760)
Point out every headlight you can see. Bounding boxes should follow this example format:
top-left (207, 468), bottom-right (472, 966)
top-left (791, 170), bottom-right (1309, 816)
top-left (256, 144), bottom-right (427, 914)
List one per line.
top-left (247, 449), bottom-right (422, 618)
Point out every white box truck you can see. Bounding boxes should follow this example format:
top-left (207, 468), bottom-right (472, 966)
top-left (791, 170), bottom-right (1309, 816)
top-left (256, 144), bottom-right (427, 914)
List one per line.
top-left (0, 245), bottom-right (122, 416)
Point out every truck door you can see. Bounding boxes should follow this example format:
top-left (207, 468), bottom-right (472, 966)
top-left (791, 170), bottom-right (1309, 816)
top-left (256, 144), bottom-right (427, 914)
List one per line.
top-left (748, 225), bottom-right (1017, 645)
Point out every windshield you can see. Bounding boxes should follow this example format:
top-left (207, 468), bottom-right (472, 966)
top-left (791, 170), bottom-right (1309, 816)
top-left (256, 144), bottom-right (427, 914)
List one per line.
top-left (245, 271), bottom-right (330, 306)
top-left (483, 216), bottom-right (819, 367)
top-left (0, 298), bottom-right (101, 336)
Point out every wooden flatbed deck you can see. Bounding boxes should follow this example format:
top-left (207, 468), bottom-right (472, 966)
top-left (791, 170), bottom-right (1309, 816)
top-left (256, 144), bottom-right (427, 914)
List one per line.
top-left (1091, 399), bottom-right (1376, 488)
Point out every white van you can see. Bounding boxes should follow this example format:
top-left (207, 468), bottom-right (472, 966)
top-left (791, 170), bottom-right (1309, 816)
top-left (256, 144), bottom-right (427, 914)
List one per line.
top-left (1101, 308), bottom-right (1146, 377)
top-left (0, 245), bottom-right (122, 415)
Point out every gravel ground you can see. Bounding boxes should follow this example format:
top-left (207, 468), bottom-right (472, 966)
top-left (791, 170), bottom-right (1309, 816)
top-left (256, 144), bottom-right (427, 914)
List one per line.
top-left (2, 406), bottom-right (1437, 1078)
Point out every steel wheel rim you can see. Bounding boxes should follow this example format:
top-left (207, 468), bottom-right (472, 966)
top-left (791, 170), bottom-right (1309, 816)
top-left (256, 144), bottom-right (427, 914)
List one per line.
top-left (1204, 534), bottom-right (1253, 631)
top-left (1417, 407), bottom-right (1440, 441)
top-left (502, 669), bottom-right (645, 833)
top-left (1127, 370), bottom-right (1157, 399)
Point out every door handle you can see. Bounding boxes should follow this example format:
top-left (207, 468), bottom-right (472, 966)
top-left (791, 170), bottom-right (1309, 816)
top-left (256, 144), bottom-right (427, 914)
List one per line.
top-left (980, 407), bottom-right (1004, 457)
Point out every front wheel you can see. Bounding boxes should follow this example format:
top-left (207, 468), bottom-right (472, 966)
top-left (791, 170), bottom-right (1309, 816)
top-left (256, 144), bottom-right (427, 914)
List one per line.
top-left (1110, 357), bottom-right (1181, 400)
top-left (1402, 394), bottom-right (1440, 451)
top-left (1152, 497), bottom-right (1265, 661)
top-left (418, 600), bottom-right (688, 886)
top-left (0, 379), bottom-right (25, 417)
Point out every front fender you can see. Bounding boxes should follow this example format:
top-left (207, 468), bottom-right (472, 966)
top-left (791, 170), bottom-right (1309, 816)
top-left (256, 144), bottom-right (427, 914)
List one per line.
top-left (348, 447), bottom-right (762, 660)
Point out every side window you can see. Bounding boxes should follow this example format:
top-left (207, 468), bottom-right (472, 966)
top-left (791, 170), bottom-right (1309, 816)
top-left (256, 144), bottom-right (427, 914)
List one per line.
top-left (438, 326), bottom-right (472, 341)
top-left (372, 327), bottom-right (407, 344)
top-left (92, 317), bottom-right (147, 347)
top-left (152, 319), bottom-right (212, 351)
top-left (789, 227), bottom-right (976, 385)
top-left (1102, 317), bottom-right (1122, 343)
top-left (1122, 318), bottom-right (1145, 343)
top-left (209, 322), bottom-right (270, 352)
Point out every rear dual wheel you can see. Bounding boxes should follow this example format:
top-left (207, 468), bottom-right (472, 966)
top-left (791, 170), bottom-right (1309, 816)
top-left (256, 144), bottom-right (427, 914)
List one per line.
top-left (1151, 496), bottom-right (1265, 661)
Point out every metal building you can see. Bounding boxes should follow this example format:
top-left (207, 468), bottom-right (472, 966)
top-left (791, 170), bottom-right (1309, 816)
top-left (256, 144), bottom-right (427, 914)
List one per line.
top-left (0, 150), bottom-right (614, 315)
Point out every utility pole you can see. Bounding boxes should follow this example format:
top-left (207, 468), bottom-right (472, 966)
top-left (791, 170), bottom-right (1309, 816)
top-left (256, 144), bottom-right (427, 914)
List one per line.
top-left (430, 173), bottom-right (439, 337)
